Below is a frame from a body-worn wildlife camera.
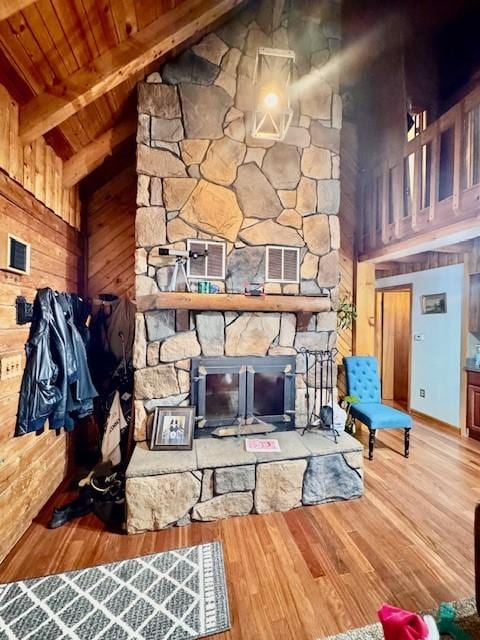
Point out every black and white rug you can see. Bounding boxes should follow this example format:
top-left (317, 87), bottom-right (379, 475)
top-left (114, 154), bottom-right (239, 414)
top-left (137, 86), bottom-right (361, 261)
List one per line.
top-left (0, 542), bottom-right (230, 639)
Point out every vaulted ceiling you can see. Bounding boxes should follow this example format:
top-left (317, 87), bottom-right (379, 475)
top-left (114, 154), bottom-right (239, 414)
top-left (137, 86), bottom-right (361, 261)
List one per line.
top-left (0, 0), bottom-right (245, 185)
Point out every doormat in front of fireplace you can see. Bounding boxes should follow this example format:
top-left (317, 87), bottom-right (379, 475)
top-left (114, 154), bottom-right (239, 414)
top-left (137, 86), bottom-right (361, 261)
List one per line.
top-left (0, 542), bottom-right (230, 640)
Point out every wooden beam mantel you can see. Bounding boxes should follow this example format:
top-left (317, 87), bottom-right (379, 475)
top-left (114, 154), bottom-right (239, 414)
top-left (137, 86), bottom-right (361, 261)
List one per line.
top-left (136, 292), bottom-right (332, 314)
top-left (0, 0), bottom-right (36, 22)
top-left (19, 0), bottom-right (244, 144)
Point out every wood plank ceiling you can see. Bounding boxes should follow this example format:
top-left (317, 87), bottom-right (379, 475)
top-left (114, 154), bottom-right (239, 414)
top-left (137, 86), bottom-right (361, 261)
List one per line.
top-left (0, 0), bottom-right (244, 184)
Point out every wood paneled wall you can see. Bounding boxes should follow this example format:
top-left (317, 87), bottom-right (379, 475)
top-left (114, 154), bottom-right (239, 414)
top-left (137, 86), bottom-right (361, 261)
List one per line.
top-left (0, 171), bottom-right (81, 562)
top-left (0, 85), bottom-right (80, 229)
top-left (338, 123), bottom-right (357, 361)
top-left (86, 165), bottom-right (136, 300)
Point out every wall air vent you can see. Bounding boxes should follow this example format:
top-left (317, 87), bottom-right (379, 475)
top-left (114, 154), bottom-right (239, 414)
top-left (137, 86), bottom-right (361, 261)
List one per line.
top-left (266, 246), bottom-right (299, 283)
top-left (187, 240), bottom-right (226, 281)
top-left (0, 233), bottom-right (31, 275)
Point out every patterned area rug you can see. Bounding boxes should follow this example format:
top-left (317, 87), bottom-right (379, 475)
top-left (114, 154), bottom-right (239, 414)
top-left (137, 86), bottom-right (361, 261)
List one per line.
top-left (321, 597), bottom-right (478, 639)
top-left (0, 542), bottom-right (230, 639)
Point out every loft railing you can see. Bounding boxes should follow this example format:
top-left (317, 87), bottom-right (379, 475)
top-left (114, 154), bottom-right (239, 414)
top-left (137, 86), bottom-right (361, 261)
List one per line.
top-left (359, 85), bottom-right (480, 257)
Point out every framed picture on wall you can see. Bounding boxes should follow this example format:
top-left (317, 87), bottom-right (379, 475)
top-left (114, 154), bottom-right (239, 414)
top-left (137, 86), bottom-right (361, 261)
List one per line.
top-left (421, 292), bottom-right (447, 314)
top-left (149, 407), bottom-right (195, 451)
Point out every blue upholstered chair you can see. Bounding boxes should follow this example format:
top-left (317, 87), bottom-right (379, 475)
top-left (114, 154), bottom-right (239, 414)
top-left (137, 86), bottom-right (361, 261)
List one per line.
top-left (343, 356), bottom-right (413, 460)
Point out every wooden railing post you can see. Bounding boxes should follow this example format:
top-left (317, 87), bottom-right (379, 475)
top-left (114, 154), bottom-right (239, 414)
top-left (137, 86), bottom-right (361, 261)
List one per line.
top-left (381, 162), bottom-right (389, 245)
top-left (412, 144), bottom-right (421, 230)
top-left (396, 159), bottom-right (403, 238)
top-left (429, 122), bottom-right (439, 223)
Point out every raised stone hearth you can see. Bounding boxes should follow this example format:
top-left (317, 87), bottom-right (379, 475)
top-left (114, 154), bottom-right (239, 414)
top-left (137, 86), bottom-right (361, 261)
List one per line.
top-left (126, 432), bottom-right (363, 533)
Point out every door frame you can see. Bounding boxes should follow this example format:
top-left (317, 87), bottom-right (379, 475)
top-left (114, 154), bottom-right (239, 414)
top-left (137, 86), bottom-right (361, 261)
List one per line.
top-left (375, 284), bottom-right (413, 410)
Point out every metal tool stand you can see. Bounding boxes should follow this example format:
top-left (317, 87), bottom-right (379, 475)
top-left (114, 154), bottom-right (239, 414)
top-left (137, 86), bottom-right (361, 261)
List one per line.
top-left (300, 347), bottom-right (339, 442)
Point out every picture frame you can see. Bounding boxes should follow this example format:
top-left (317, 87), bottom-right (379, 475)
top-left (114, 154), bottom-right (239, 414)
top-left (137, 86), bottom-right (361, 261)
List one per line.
top-left (149, 406), bottom-right (195, 451)
top-left (421, 292), bottom-right (447, 314)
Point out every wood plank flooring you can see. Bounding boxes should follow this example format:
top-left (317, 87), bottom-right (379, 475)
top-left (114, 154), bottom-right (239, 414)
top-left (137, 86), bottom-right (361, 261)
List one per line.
top-left (0, 418), bottom-right (479, 639)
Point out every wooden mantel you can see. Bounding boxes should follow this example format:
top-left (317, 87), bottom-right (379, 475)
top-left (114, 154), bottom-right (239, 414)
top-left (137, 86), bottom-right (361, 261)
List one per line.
top-left (136, 292), bottom-right (331, 313)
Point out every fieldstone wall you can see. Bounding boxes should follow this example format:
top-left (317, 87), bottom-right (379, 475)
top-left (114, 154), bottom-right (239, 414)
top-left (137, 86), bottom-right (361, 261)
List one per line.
top-left (134, 0), bottom-right (342, 433)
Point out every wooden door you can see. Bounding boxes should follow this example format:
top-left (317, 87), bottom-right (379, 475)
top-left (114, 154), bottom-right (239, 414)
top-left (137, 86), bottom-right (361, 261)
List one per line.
top-left (376, 290), bottom-right (411, 403)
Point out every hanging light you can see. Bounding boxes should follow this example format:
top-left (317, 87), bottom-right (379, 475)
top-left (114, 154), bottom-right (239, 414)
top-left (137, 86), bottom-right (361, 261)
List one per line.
top-left (252, 47), bottom-right (295, 141)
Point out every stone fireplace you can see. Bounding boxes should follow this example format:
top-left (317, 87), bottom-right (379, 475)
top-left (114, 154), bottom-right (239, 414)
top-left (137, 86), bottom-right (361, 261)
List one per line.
top-left (126, 0), bottom-right (364, 532)
top-left (191, 355), bottom-right (296, 431)
top-left (133, 0), bottom-right (343, 439)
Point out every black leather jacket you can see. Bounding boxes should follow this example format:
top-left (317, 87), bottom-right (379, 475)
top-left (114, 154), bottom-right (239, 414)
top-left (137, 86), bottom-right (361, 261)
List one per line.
top-left (16, 288), bottom-right (97, 435)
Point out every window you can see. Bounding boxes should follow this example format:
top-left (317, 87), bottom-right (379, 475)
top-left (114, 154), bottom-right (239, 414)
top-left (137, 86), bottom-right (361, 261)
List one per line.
top-left (403, 153), bottom-right (415, 217)
top-left (265, 246), bottom-right (300, 283)
top-left (439, 127), bottom-right (454, 201)
top-left (407, 109), bottom-right (427, 141)
top-left (186, 240), bottom-right (226, 280)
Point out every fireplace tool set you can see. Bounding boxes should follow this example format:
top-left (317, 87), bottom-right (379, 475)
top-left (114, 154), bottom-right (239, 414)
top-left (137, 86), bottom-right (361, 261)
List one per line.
top-left (300, 347), bottom-right (339, 442)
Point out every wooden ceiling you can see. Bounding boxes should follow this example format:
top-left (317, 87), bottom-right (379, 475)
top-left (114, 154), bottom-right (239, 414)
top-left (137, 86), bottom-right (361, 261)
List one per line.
top-left (0, 0), bottom-right (244, 184)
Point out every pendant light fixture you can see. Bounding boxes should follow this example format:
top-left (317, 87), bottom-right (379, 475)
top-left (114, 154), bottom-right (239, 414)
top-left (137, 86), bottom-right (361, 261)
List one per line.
top-left (252, 47), bottom-right (295, 141)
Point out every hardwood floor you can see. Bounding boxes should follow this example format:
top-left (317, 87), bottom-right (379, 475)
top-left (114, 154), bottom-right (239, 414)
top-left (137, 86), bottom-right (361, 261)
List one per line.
top-left (1, 418), bottom-right (479, 639)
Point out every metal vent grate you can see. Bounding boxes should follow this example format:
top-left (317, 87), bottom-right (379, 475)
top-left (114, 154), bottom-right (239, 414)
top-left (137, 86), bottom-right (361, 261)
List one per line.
top-left (266, 246), bottom-right (299, 283)
top-left (9, 238), bottom-right (28, 273)
top-left (187, 240), bottom-right (226, 280)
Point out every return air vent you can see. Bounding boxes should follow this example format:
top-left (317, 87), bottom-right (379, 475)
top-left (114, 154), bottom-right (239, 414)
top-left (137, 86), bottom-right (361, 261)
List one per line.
top-left (0, 233), bottom-right (30, 275)
top-left (266, 246), bottom-right (299, 283)
top-left (187, 240), bottom-right (226, 280)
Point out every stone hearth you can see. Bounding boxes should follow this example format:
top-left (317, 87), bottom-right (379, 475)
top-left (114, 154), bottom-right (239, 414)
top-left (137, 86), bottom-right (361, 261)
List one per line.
top-left (126, 432), bottom-right (363, 532)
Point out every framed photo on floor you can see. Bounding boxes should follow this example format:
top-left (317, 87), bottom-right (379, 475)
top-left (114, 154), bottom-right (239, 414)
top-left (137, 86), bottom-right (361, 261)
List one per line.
top-left (149, 406), bottom-right (195, 451)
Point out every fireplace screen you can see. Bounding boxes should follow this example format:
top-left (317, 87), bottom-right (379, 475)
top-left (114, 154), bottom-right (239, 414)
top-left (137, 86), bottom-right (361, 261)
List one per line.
top-left (205, 372), bottom-right (240, 420)
top-left (191, 356), bottom-right (296, 429)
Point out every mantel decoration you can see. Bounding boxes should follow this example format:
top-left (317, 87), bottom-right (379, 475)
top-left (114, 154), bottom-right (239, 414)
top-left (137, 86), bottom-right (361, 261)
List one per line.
top-left (252, 47), bottom-right (295, 141)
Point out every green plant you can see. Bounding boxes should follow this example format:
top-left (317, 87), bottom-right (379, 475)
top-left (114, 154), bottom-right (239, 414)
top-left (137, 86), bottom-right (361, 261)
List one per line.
top-left (337, 297), bottom-right (357, 331)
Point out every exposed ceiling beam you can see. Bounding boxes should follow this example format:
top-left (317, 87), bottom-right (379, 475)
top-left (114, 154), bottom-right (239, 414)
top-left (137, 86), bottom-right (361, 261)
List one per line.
top-left (0, 0), bottom-right (36, 22)
top-left (359, 219), bottom-right (480, 263)
top-left (375, 262), bottom-right (400, 271)
top-left (256, 0), bottom-right (286, 34)
top-left (434, 239), bottom-right (476, 254)
top-left (62, 116), bottom-right (137, 188)
top-left (19, 0), bottom-right (244, 144)
top-left (394, 252), bottom-right (431, 264)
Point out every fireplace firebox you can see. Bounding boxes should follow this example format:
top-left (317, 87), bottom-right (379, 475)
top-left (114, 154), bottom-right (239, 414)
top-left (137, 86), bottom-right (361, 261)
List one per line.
top-left (191, 356), bottom-right (296, 431)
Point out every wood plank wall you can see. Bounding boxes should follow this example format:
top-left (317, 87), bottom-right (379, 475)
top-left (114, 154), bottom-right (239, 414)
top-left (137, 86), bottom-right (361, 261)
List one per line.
top-left (0, 172), bottom-right (81, 562)
top-left (86, 165), bottom-right (136, 300)
top-left (0, 85), bottom-right (80, 229)
top-left (337, 122), bottom-right (358, 395)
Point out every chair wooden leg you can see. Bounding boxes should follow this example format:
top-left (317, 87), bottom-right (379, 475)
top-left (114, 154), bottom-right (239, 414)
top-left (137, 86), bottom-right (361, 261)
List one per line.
top-left (404, 428), bottom-right (410, 458)
top-left (368, 429), bottom-right (376, 460)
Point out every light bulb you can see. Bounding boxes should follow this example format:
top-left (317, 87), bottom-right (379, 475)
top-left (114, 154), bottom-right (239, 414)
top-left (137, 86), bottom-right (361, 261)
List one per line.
top-left (263, 91), bottom-right (279, 109)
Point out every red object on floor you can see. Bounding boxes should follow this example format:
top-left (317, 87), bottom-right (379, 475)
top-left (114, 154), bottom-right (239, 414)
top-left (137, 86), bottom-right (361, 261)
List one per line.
top-left (378, 604), bottom-right (429, 640)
